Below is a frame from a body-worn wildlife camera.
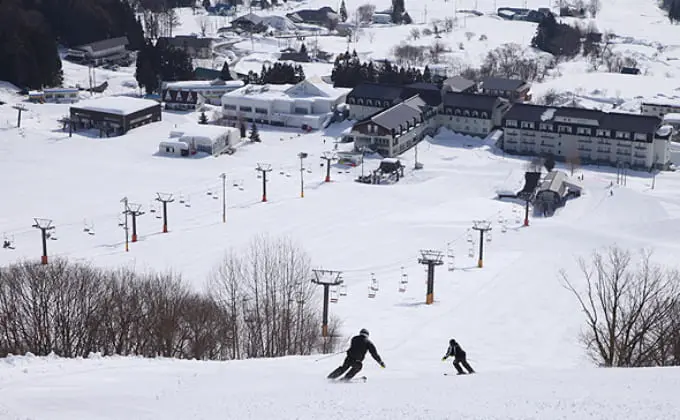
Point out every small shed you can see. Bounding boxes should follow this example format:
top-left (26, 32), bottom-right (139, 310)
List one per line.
top-left (372, 13), bottom-right (392, 24)
top-left (169, 124), bottom-right (239, 156)
top-left (534, 170), bottom-right (568, 215)
top-left (159, 141), bottom-right (190, 156)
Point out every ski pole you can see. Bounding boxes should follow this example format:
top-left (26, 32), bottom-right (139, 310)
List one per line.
top-left (314, 351), bottom-right (343, 362)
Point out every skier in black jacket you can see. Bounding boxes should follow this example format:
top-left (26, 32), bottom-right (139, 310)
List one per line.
top-left (328, 329), bottom-right (385, 380)
top-left (442, 338), bottom-right (475, 375)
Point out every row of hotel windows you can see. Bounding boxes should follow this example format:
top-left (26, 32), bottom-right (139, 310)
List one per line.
top-left (223, 104), bottom-right (310, 115)
top-left (347, 97), bottom-right (392, 107)
top-left (505, 120), bottom-right (648, 140)
top-left (440, 108), bottom-right (489, 119)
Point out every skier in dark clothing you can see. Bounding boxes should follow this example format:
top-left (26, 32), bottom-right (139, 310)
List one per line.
top-left (442, 338), bottom-right (475, 375)
top-left (328, 329), bottom-right (385, 380)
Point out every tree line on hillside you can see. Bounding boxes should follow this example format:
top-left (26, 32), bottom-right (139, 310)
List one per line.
top-left (331, 51), bottom-right (428, 88)
top-left (661, 0), bottom-right (680, 22)
top-left (0, 236), bottom-right (339, 360)
top-left (245, 62), bottom-right (306, 85)
top-left (0, 0), bottom-right (144, 89)
top-left (135, 40), bottom-right (195, 94)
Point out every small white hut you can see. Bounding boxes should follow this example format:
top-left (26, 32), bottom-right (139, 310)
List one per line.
top-left (166, 124), bottom-right (239, 156)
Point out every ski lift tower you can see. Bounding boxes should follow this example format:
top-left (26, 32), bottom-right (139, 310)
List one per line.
top-left (472, 220), bottom-right (492, 268)
top-left (32, 218), bottom-right (55, 264)
top-left (311, 269), bottom-right (343, 337)
top-left (418, 249), bottom-right (444, 304)
top-left (12, 104), bottom-right (28, 128)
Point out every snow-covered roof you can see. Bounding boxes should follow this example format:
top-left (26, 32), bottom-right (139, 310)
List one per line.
top-left (299, 76), bottom-right (350, 98)
top-left (662, 113), bottom-right (680, 123)
top-left (73, 97), bottom-right (159, 116)
top-left (656, 125), bottom-right (673, 137)
top-left (642, 97), bottom-right (680, 107)
top-left (223, 83), bottom-right (294, 100)
top-left (170, 123), bottom-right (237, 140)
top-left (164, 80), bottom-right (245, 90)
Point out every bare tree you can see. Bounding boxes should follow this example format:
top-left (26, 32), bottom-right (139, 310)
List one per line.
top-left (199, 17), bottom-right (209, 37)
top-left (357, 4), bottom-right (375, 23)
top-left (429, 40), bottom-right (447, 64)
top-left (586, 0), bottom-right (601, 17)
top-left (393, 44), bottom-right (427, 67)
top-left (409, 28), bottom-right (420, 40)
top-left (561, 247), bottom-right (680, 367)
top-left (465, 31), bottom-right (475, 41)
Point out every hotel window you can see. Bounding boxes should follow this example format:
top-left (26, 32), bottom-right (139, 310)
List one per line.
top-left (357, 98), bottom-right (364, 105)
top-left (446, 108), bottom-right (452, 114)
top-left (366, 99), bottom-right (373, 106)
top-left (558, 125), bottom-right (572, 134)
top-left (634, 133), bottom-right (647, 141)
top-left (481, 112), bottom-right (488, 119)
top-left (520, 121), bottom-right (534, 129)
top-left (224, 104), bottom-right (237, 110)
top-left (255, 108), bottom-right (268, 114)
top-left (539, 123), bottom-right (553, 131)
top-left (472, 111), bottom-right (479, 117)
top-left (239, 106), bottom-right (252, 112)
top-left (506, 120), bottom-right (518, 127)
top-left (577, 127), bottom-right (591, 136)
top-left (463, 110), bottom-right (470, 116)
top-left (455, 109), bottom-right (461, 115)
top-left (616, 131), bottom-right (630, 139)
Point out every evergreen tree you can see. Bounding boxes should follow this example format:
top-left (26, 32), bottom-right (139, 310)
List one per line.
top-left (220, 61), bottom-right (233, 80)
top-left (240, 121), bottom-right (247, 138)
top-left (199, 111), bottom-right (208, 124)
top-left (422, 66), bottom-right (432, 83)
top-left (135, 41), bottom-right (160, 94)
top-left (340, 0), bottom-right (348, 22)
top-left (203, 0), bottom-right (211, 10)
top-left (249, 122), bottom-right (261, 142)
top-left (299, 43), bottom-right (308, 56)
top-left (670, 0), bottom-right (680, 22)
top-left (391, 0), bottom-right (405, 24)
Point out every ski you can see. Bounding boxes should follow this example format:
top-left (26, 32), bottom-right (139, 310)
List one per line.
top-left (444, 373), bottom-right (475, 376)
top-left (329, 376), bottom-right (367, 383)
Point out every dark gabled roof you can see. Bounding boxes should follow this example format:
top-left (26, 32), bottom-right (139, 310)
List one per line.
top-left (401, 83), bottom-right (442, 106)
top-left (75, 36), bottom-right (129, 52)
top-left (371, 102), bottom-right (422, 130)
top-left (504, 103), bottom-right (662, 134)
top-left (233, 13), bottom-right (264, 24)
top-left (479, 77), bottom-right (526, 91)
top-left (347, 83), bottom-right (403, 101)
top-left (601, 112), bottom-right (660, 134)
top-left (159, 35), bottom-right (213, 49)
top-left (503, 103), bottom-right (550, 121)
top-left (286, 7), bottom-right (338, 22)
top-left (442, 91), bottom-right (499, 111)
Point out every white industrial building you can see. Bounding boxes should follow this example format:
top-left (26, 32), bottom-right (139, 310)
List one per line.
top-left (160, 124), bottom-right (240, 156)
top-left (221, 77), bottom-right (350, 129)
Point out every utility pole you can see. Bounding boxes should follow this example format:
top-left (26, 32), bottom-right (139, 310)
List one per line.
top-left (298, 152), bottom-right (308, 198)
top-left (321, 151), bottom-right (336, 183)
top-left (311, 269), bottom-right (343, 337)
top-left (359, 147), bottom-right (366, 178)
top-left (156, 193), bottom-right (174, 233)
top-left (256, 163), bottom-right (273, 202)
top-left (12, 105), bottom-right (27, 128)
top-left (126, 203), bottom-right (144, 242)
top-left (120, 197), bottom-right (129, 252)
top-left (220, 173), bottom-right (227, 222)
top-left (472, 220), bottom-right (492, 268)
top-left (32, 218), bottom-right (55, 264)
top-left (418, 250), bottom-right (444, 304)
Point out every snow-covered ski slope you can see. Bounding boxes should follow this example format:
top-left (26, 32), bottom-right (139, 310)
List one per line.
top-left (3, 0), bottom-right (680, 417)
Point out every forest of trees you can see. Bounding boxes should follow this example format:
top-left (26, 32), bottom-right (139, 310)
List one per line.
top-left (245, 62), bottom-right (306, 85)
top-left (331, 50), bottom-right (427, 88)
top-left (135, 40), bottom-right (195, 94)
top-left (0, 0), bottom-right (144, 89)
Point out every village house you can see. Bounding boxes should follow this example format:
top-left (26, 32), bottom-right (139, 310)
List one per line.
top-left (502, 103), bottom-right (671, 170)
top-left (69, 97), bottom-right (161, 137)
top-left (157, 35), bottom-right (214, 59)
top-left (347, 95), bottom-right (438, 157)
top-left (221, 76), bottom-right (349, 129)
top-left (66, 36), bottom-right (130, 66)
top-left (163, 80), bottom-right (245, 110)
top-left (641, 100), bottom-right (680, 118)
top-left (478, 77), bottom-right (531, 102)
top-left (29, 88), bottom-right (80, 104)
top-left (437, 92), bottom-right (510, 137)
top-left (286, 6), bottom-right (339, 27)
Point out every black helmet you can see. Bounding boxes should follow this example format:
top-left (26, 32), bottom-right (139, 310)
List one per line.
top-left (449, 338), bottom-right (456, 345)
top-left (360, 328), bottom-right (369, 337)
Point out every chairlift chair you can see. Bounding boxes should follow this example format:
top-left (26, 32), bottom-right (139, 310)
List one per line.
top-left (368, 286), bottom-right (376, 299)
top-left (486, 232), bottom-right (492, 242)
top-left (468, 248), bottom-right (474, 258)
top-left (501, 224), bottom-right (507, 233)
top-left (149, 202), bottom-right (157, 213)
top-left (330, 287), bottom-right (339, 303)
top-left (212, 190), bottom-right (219, 200)
top-left (179, 194), bottom-right (185, 204)
top-left (47, 230), bottom-right (58, 240)
top-left (339, 284), bottom-right (347, 296)
top-left (2, 234), bottom-right (15, 250)
top-left (370, 273), bottom-right (379, 291)
top-left (184, 195), bottom-right (191, 207)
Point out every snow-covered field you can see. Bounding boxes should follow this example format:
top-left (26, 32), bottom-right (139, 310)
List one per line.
top-left (2, 0), bottom-right (680, 418)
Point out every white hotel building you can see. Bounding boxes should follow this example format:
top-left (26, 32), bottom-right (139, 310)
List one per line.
top-left (221, 77), bottom-right (350, 129)
top-left (502, 103), bottom-right (671, 170)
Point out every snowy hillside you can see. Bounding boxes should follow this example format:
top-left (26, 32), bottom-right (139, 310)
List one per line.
top-left (2, 0), bottom-right (680, 418)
